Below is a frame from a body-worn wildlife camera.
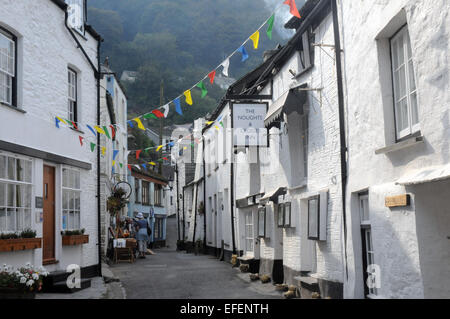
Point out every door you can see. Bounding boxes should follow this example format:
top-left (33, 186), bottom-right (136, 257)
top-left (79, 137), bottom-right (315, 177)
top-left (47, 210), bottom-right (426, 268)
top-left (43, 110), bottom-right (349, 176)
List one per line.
top-left (43, 165), bottom-right (56, 264)
top-left (245, 210), bottom-right (254, 257)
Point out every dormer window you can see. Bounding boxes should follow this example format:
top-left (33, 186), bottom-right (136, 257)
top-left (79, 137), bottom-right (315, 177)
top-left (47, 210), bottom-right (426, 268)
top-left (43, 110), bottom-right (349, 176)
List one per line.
top-left (65, 0), bottom-right (86, 35)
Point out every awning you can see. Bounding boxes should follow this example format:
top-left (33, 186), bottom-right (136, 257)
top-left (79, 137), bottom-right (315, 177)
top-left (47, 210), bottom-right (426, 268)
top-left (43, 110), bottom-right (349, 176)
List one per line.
top-left (259, 187), bottom-right (287, 205)
top-left (396, 163), bottom-right (450, 186)
top-left (264, 84), bottom-right (308, 129)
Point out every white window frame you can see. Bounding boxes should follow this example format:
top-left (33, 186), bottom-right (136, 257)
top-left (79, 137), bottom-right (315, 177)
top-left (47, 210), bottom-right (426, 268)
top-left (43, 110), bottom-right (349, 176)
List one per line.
top-left (68, 68), bottom-right (77, 122)
top-left (391, 25), bottom-right (419, 139)
top-left (245, 211), bottom-right (254, 257)
top-left (66, 0), bottom-right (85, 35)
top-left (62, 168), bottom-right (81, 231)
top-left (0, 29), bottom-right (16, 106)
top-left (0, 154), bottom-right (32, 233)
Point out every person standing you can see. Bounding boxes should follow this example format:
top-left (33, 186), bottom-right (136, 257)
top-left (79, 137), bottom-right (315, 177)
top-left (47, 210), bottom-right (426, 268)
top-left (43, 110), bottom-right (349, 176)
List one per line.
top-left (135, 213), bottom-right (150, 259)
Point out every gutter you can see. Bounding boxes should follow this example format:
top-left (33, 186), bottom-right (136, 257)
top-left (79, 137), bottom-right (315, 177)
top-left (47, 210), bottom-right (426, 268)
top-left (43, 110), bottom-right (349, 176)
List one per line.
top-left (64, 10), bottom-right (103, 276)
top-left (331, 0), bottom-right (349, 279)
top-left (175, 163), bottom-right (181, 242)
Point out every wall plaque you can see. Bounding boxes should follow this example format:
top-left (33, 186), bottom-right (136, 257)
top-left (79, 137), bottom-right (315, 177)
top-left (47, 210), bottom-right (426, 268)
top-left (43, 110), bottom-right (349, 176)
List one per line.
top-left (385, 194), bottom-right (410, 208)
top-left (35, 197), bottom-right (43, 209)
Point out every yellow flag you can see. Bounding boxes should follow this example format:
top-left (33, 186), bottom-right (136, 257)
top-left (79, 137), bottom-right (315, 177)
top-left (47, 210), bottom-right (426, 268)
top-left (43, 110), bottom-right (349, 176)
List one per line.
top-left (250, 31), bottom-right (260, 50)
top-left (149, 162), bottom-right (156, 166)
top-left (112, 160), bottom-right (116, 166)
top-left (183, 147), bottom-right (188, 150)
top-left (94, 126), bottom-right (106, 135)
top-left (156, 145), bottom-right (163, 152)
top-left (206, 121), bottom-right (214, 125)
top-left (184, 90), bottom-right (193, 105)
top-left (215, 125), bottom-right (220, 131)
top-left (56, 116), bottom-right (67, 125)
top-left (101, 147), bottom-right (106, 156)
top-left (133, 118), bottom-right (145, 130)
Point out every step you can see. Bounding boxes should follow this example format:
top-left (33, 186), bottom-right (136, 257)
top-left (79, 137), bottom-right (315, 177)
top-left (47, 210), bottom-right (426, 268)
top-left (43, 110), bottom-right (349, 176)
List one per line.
top-left (42, 271), bottom-right (70, 288)
top-left (45, 278), bottom-right (92, 294)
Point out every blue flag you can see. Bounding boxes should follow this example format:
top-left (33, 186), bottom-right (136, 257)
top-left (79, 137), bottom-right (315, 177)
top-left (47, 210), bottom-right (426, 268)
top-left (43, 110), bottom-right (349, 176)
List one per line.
top-left (113, 150), bottom-right (119, 161)
top-left (55, 117), bottom-right (60, 128)
top-left (142, 164), bottom-right (147, 170)
top-left (128, 121), bottom-right (134, 128)
top-left (174, 98), bottom-right (182, 115)
top-left (86, 125), bottom-right (97, 136)
top-left (238, 46), bottom-right (249, 62)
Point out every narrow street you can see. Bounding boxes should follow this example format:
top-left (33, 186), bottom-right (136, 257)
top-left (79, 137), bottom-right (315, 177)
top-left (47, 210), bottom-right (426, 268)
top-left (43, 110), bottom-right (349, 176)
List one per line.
top-left (109, 248), bottom-right (283, 299)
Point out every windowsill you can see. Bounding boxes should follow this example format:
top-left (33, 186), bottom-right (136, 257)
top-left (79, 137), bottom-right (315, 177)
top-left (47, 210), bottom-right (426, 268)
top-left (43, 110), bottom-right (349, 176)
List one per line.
top-left (289, 180), bottom-right (308, 191)
top-left (0, 103), bottom-right (26, 114)
top-left (366, 294), bottom-right (385, 299)
top-left (375, 135), bottom-right (424, 155)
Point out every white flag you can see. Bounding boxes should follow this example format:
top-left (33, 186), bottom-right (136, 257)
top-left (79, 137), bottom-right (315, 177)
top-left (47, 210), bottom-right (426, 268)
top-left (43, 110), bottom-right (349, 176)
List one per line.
top-left (162, 104), bottom-right (170, 118)
top-left (221, 58), bottom-right (230, 77)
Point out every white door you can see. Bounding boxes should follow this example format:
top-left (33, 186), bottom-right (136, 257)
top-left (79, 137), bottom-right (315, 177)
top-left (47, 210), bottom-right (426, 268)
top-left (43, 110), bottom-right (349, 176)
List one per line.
top-left (245, 211), bottom-right (254, 257)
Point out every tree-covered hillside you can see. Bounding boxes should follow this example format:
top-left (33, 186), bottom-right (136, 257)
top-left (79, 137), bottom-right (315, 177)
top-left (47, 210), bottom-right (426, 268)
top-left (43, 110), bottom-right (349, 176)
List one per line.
top-left (87, 0), bottom-right (290, 125)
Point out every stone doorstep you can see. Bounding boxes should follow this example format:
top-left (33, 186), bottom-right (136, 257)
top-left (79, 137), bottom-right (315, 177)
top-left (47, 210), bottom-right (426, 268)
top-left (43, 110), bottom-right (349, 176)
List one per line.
top-left (294, 275), bottom-right (320, 292)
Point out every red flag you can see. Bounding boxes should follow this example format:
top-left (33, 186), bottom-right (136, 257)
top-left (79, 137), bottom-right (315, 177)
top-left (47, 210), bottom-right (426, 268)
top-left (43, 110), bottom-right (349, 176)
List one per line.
top-left (79, 136), bottom-right (84, 146)
top-left (208, 70), bottom-right (216, 84)
top-left (136, 150), bottom-right (142, 159)
top-left (127, 164), bottom-right (132, 171)
top-left (163, 157), bottom-right (168, 161)
top-left (72, 121), bottom-right (78, 130)
top-left (152, 109), bottom-right (164, 118)
top-left (109, 125), bottom-right (116, 139)
top-left (283, 0), bottom-right (301, 18)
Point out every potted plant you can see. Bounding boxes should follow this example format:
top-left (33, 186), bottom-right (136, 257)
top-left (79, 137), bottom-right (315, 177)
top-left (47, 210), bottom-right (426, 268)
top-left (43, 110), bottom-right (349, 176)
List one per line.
top-left (0, 264), bottom-right (49, 299)
top-left (61, 229), bottom-right (89, 246)
top-left (0, 229), bottom-right (42, 252)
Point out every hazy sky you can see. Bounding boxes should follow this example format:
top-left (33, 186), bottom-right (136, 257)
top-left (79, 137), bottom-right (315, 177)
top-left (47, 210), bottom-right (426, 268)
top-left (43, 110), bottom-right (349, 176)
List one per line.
top-left (263, 0), bottom-right (305, 39)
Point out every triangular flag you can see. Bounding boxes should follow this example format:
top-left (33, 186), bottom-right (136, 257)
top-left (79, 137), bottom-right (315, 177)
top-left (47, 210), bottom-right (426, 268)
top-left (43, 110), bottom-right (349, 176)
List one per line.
top-left (143, 113), bottom-right (158, 120)
top-left (215, 125), bottom-right (220, 131)
top-left (249, 31), bottom-right (260, 50)
top-left (156, 145), bottom-right (163, 152)
top-left (72, 121), bottom-right (78, 130)
top-left (90, 143), bottom-right (96, 152)
top-left (152, 109), bottom-right (164, 118)
top-left (220, 121), bottom-right (224, 127)
top-left (102, 126), bottom-right (111, 139)
top-left (174, 98), bottom-right (182, 115)
top-left (127, 164), bottom-right (132, 171)
top-left (112, 160), bottom-right (116, 166)
top-left (183, 147), bottom-right (188, 150)
top-left (113, 150), bottom-right (119, 160)
top-left (136, 150), bottom-right (142, 159)
top-left (94, 126), bottom-right (106, 135)
top-left (128, 121), bottom-right (134, 128)
top-left (221, 58), bottom-right (230, 77)
top-left (134, 165), bottom-right (141, 170)
top-left (119, 163), bottom-right (123, 168)
top-left (206, 121), bottom-right (214, 125)
top-left (133, 118), bottom-right (145, 130)
top-left (55, 117), bottom-right (61, 128)
top-left (196, 81), bottom-right (208, 98)
top-left (162, 104), bottom-right (170, 118)
top-left (109, 125), bottom-right (116, 139)
top-left (283, 0), bottom-right (301, 18)
top-left (208, 70), bottom-right (216, 84)
top-left (149, 162), bottom-right (156, 166)
top-left (86, 125), bottom-right (97, 136)
top-left (184, 90), bottom-right (193, 106)
top-left (79, 136), bottom-right (84, 146)
top-left (56, 117), bottom-right (67, 125)
top-left (267, 14), bottom-right (275, 39)
top-left (142, 164), bottom-right (147, 170)
top-left (168, 142), bottom-right (175, 147)
top-left (237, 46), bottom-right (249, 62)
top-left (163, 157), bottom-right (168, 161)
top-left (101, 146), bottom-right (106, 156)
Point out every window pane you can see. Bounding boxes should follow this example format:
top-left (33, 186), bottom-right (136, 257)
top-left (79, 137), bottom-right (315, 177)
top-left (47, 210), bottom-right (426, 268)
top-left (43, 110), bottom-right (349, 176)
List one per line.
top-left (392, 40), bottom-right (399, 70)
top-left (0, 183), bottom-right (5, 206)
top-left (69, 192), bottom-right (75, 209)
top-left (0, 155), bottom-right (5, 179)
top-left (23, 209), bottom-right (31, 229)
top-left (0, 208), bottom-right (5, 231)
top-left (16, 208), bottom-right (23, 231)
top-left (74, 171), bottom-right (80, 189)
top-left (63, 190), bottom-right (69, 209)
top-left (74, 212), bottom-right (80, 230)
top-left (63, 169), bottom-right (68, 188)
top-left (285, 204), bottom-right (291, 226)
top-left (397, 35), bottom-right (405, 67)
top-left (69, 211), bottom-right (74, 229)
top-left (74, 192), bottom-right (80, 210)
top-left (408, 60), bottom-right (416, 92)
top-left (7, 183), bottom-right (14, 206)
top-left (396, 99), bottom-right (409, 133)
top-left (7, 157), bottom-right (15, 180)
top-left (308, 198), bottom-right (319, 238)
top-left (62, 211), bottom-right (68, 230)
top-left (410, 92), bottom-right (419, 126)
top-left (6, 208), bottom-right (15, 231)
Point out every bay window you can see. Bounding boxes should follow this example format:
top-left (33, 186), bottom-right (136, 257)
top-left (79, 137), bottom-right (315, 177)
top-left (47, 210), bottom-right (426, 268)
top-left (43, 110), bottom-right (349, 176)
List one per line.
top-left (391, 26), bottom-right (419, 139)
top-left (0, 154), bottom-right (32, 232)
top-left (0, 28), bottom-right (16, 106)
top-left (62, 168), bottom-right (81, 230)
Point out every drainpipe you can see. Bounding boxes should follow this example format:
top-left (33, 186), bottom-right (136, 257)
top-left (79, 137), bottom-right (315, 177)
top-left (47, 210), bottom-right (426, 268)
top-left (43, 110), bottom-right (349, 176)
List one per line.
top-left (202, 133), bottom-right (207, 250)
top-left (192, 181), bottom-right (199, 247)
top-left (332, 0), bottom-right (348, 279)
top-left (175, 163), bottom-right (180, 242)
top-left (64, 10), bottom-right (102, 277)
top-left (230, 109), bottom-right (236, 255)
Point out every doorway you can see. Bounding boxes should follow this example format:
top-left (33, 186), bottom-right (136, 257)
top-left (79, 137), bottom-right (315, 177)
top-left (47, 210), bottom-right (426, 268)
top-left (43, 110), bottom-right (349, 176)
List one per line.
top-left (43, 165), bottom-right (56, 264)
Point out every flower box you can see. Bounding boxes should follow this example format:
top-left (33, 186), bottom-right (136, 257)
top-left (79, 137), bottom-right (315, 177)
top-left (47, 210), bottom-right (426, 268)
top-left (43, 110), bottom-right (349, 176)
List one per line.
top-left (62, 235), bottom-right (89, 246)
top-left (0, 287), bottom-right (36, 299)
top-left (0, 238), bottom-right (42, 252)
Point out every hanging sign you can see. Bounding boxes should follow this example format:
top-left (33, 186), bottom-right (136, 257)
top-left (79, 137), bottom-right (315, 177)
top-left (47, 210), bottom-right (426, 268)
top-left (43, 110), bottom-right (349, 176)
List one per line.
top-left (232, 103), bottom-right (268, 147)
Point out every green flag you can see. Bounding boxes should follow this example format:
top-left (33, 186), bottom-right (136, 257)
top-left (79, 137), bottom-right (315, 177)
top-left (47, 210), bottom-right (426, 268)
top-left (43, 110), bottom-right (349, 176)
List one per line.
top-left (143, 113), bottom-right (158, 120)
top-left (196, 81), bottom-right (208, 98)
top-left (267, 14), bottom-right (275, 40)
top-left (90, 143), bottom-right (96, 152)
top-left (119, 163), bottom-right (123, 168)
top-left (102, 126), bottom-right (111, 139)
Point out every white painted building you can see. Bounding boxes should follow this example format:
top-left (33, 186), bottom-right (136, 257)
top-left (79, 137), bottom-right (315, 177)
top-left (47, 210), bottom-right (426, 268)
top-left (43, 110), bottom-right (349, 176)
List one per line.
top-left (0, 0), bottom-right (102, 278)
top-left (339, 0), bottom-right (450, 299)
top-left (99, 64), bottom-right (128, 258)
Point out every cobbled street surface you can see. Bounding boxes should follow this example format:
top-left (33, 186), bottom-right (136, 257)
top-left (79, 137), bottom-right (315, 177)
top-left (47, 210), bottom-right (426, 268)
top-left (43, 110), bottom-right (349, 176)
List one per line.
top-left (110, 248), bottom-right (284, 299)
